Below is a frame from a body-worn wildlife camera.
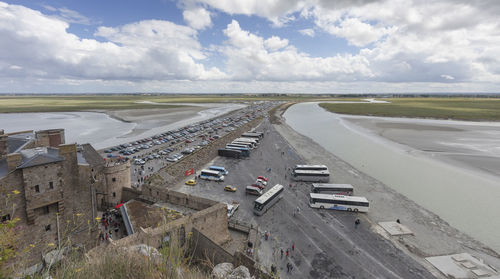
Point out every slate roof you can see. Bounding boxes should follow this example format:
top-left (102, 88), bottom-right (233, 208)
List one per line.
top-left (7, 132), bottom-right (34, 153)
top-left (77, 144), bottom-right (104, 167)
top-left (17, 147), bottom-right (64, 169)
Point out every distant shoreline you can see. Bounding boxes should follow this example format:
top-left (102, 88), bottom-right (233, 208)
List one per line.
top-left (319, 98), bottom-right (500, 122)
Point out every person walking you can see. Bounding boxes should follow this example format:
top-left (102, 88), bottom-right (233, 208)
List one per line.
top-left (286, 249), bottom-right (289, 257)
top-left (280, 248), bottom-right (284, 259)
top-left (287, 262), bottom-right (291, 273)
top-left (292, 243), bottom-right (295, 251)
top-left (355, 218), bottom-right (360, 228)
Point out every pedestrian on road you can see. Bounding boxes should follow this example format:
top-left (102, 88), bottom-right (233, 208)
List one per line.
top-left (290, 264), bottom-right (294, 272)
top-left (292, 243), bottom-right (295, 251)
top-left (355, 218), bottom-right (360, 228)
top-left (287, 263), bottom-right (291, 273)
top-left (286, 249), bottom-right (289, 257)
top-left (280, 248), bottom-right (284, 259)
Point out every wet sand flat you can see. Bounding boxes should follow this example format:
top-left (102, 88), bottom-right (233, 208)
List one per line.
top-left (346, 117), bottom-right (500, 179)
top-left (105, 107), bottom-right (205, 137)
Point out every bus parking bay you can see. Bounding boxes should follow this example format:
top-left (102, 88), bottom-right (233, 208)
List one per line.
top-left (173, 119), bottom-right (433, 279)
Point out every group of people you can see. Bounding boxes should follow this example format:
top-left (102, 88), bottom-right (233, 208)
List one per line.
top-left (275, 243), bottom-right (295, 274)
top-left (98, 210), bottom-right (122, 242)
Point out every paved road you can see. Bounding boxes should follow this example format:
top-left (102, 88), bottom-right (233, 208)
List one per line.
top-left (176, 118), bottom-right (434, 278)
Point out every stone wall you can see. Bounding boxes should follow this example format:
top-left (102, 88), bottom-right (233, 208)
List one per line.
top-left (35, 129), bottom-right (65, 148)
top-left (87, 200), bottom-right (230, 257)
top-left (122, 187), bottom-right (141, 202)
top-left (191, 228), bottom-right (234, 266)
top-left (142, 184), bottom-right (217, 211)
top-left (21, 162), bottom-right (64, 223)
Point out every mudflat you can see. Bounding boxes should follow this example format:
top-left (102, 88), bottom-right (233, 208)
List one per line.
top-left (346, 117), bottom-right (500, 178)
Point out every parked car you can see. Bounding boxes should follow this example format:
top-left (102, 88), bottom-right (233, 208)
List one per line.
top-left (185, 179), bottom-right (196, 186)
top-left (224, 185), bottom-right (237, 192)
top-left (251, 182), bottom-right (265, 190)
top-left (257, 176), bottom-right (268, 181)
top-left (166, 156), bottom-right (178, 162)
top-left (256, 179), bottom-right (267, 186)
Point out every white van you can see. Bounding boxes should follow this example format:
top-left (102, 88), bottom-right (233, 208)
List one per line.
top-left (245, 186), bottom-right (263, 196)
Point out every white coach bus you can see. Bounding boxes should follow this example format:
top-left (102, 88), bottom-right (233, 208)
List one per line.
top-left (292, 169), bottom-right (330, 182)
top-left (311, 183), bottom-right (353, 195)
top-left (309, 193), bottom-right (369, 212)
top-left (253, 184), bottom-right (284, 216)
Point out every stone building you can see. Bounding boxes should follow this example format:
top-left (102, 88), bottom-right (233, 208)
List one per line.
top-left (0, 129), bottom-right (130, 266)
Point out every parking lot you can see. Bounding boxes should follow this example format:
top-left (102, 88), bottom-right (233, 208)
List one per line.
top-left (98, 102), bottom-right (277, 189)
top-left (174, 118), bottom-right (434, 279)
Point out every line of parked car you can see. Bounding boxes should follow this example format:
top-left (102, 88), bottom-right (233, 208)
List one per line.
top-left (101, 102), bottom-right (279, 169)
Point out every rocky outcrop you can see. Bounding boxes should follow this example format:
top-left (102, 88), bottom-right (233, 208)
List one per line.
top-left (212, 263), bottom-right (255, 279)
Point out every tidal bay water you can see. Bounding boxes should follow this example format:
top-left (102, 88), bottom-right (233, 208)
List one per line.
top-left (0, 103), bottom-right (244, 149)
top-left (284, 102), bottom-right (500, 253)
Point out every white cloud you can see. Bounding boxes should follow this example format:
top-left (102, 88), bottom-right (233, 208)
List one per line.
top-left (0, 2), bottom-right (225, 82)
top-left (183, 6), bottom-right (212, 30)
top-left (264, 36), bottom-right (289, 51)
top-left (315, 16), bottom-right (392, 46)
top-left (2, 1), bottom-right (500, 93)
top-left (42, 4), bottom-right (93, 25)
top-left (299, 28), bottom-right (315, 37)
top-left (221, 20), bottom-right (374, 81)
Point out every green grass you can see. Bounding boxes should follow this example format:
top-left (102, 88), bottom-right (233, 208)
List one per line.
top-left (0, 94), bottom-right (338, 113)
top-left (319, 98), bottom-right (500, 121)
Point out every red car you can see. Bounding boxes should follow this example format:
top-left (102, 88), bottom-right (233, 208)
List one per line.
top-left (251, 182), bottom-right (265, 190)
top-left (185, 139), bottom-right (192, 143)
top-left (257, 176), bottom-right (268, 182)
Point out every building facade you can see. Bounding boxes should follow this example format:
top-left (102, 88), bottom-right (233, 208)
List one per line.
top-left (0, 129), bottom-right (130, 267)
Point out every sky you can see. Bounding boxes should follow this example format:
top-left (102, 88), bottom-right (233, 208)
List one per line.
top-left (1, 0), bottom-right (500, 94)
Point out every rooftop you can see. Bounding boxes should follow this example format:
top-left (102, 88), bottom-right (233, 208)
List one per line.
top-left (77, 144), bottom-right (104, 166)
top-left (7, 132), bottom-right (34, 153)
top-left (18, 147), bottom-right (64, 169)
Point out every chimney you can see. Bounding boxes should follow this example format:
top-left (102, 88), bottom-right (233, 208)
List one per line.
top-left (7, 153), bottom-right (22, 172)
top-left (0, 130), bottom-right (7, 159)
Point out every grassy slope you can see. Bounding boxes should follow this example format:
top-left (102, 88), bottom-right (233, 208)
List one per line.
top-left (319, 98), bottom-right (500, 121)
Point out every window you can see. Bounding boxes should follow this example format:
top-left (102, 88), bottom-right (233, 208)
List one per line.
top-left (45, 224), bottom-right (51, 231)
top-left (34, 185), bottom-right (40, 193)
top-left (112, 178), bottom-right (116, 182)
top-left (49, 182), bottom-right (54, 189)
top-left (112, 192), bottom-right (116, 197)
